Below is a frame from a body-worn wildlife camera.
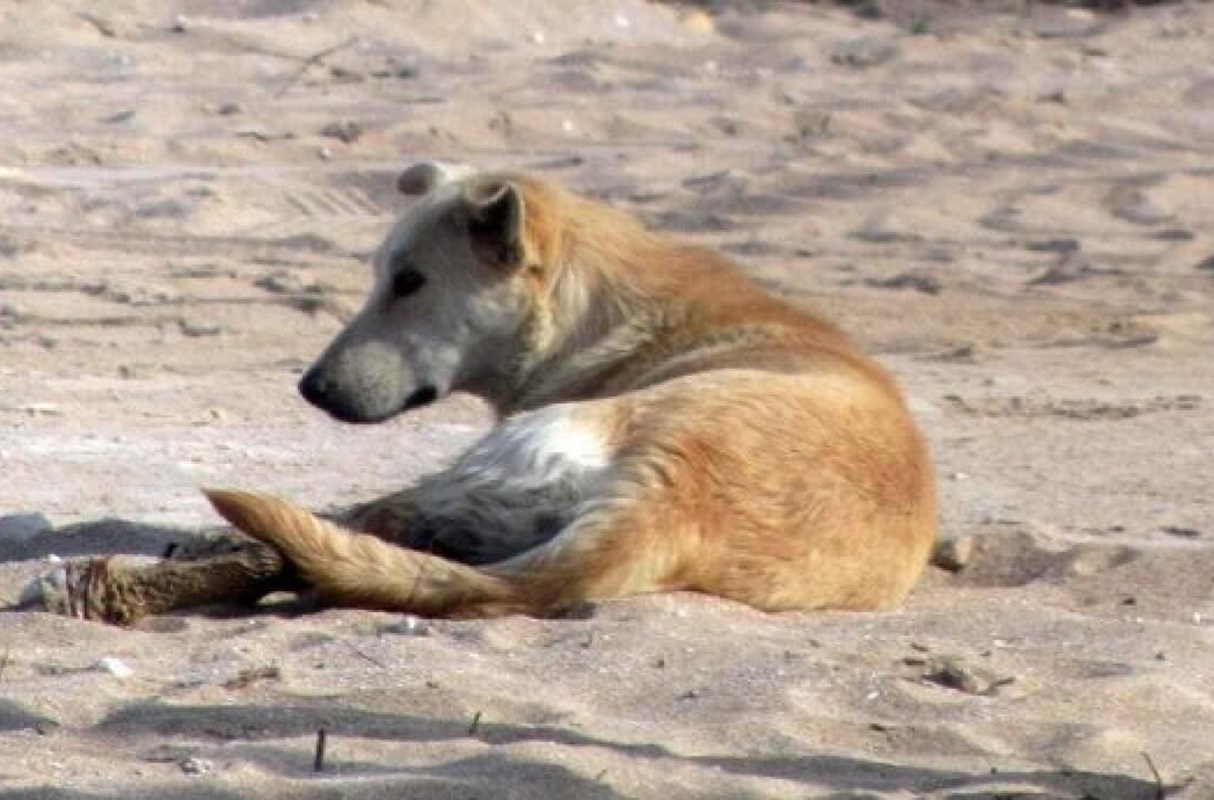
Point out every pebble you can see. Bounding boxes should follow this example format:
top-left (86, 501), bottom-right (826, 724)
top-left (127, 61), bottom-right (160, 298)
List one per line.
top-left (179, 757), bottom-right (213, 775)
top-left (923, 655), bottom-right (1011, 695)
top-left (382, 615), bottom-right (429, 636)
top-left (865, 272), bottom-right (941, 295)
top-left (254, 270), bottom-right (310, 295)
top-left (830, 37), bottom-right (899, 69)
top-left (0, 512), bottom-right (52, 541)
top-left (178, 320), bottom-right (222, 338)
top-left (319, 120), bottom-right (364, 144)
top-left (931, 537), bottom-right (975, 572)
top-left (96, 657), bottom-right (134, 679)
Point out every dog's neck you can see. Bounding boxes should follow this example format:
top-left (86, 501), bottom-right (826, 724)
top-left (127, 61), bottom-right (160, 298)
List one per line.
top-left (476, 258), bottom-right (663, 416)
top-left (511, 320), bottom-right (662, 414)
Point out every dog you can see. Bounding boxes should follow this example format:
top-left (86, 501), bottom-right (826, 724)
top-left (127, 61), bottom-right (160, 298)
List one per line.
top-left (31, 162), bottom-right (936, 623)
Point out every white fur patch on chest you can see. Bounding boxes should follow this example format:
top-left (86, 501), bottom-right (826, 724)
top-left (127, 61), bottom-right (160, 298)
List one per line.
top-left (408, 405), bottom-right (613, 561)
top-left (454, 406), bottom-right (611, 488)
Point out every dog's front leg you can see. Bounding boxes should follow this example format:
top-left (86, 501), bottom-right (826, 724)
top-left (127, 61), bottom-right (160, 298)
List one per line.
top-left (25, 539), bottom-right (291, 626)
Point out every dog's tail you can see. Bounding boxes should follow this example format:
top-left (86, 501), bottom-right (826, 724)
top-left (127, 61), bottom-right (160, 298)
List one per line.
top-left (203, 489), bottom-right (521, 617)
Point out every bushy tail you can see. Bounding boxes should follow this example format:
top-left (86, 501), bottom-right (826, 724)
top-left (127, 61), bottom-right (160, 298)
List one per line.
top-left (202, 489), bottom-right (518, 617)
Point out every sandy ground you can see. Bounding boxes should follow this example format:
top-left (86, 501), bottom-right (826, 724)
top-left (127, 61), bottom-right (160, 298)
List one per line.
top-left (1, 1), bottom-right (1213, 797)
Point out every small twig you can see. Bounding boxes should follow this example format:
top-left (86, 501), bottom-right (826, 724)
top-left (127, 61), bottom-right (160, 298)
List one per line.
top-left (313, 728), bottom-right (327, 772)
top-left (276, 37), bottom-right (358, 98)
top-left (468, 711), bottom-right (482, 736)
top-left (234, 130), bottom-right (295, 143)
top-left (0, 648), bottom-right (10, 684)
top-left (77, 12), bottom-right (118, 38)
top-left (1142, 751), bottom-right (1164, 800)
top-left (343, 640), bottom-right (386, 669)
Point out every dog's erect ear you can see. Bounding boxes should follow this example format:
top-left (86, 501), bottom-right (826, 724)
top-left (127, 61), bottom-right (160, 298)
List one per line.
top-left (465, 181), bottom-right (524, 270)
top-left (396, 161), bottom-right (476, 196)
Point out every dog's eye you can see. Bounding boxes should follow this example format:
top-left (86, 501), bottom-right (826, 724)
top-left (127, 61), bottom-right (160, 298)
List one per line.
top-left (391, 268), bottom-right (426, 298)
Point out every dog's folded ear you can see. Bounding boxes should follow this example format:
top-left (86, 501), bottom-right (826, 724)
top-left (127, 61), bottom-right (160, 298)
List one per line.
top-left (397, 160), bottom-right (476, 196)
top-left (465, 180), bottom-right (525, 269)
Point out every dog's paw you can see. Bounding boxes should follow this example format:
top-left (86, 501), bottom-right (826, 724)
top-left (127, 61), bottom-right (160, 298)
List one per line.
top-left (18, 556), bottom-right (162, 623)
top-left (19, 559), bottom-right (80, 616)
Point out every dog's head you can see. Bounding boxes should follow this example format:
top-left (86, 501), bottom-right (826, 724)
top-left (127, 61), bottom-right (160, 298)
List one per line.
top-left (299, 161), bottom-right (546, 423)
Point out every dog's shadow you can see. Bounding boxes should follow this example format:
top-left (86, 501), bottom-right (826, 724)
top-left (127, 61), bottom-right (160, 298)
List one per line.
top-left (0, 517), bottom-right (205, 564)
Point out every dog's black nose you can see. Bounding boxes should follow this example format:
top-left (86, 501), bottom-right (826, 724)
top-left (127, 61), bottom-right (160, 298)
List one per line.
top-left (298, 369), bottom-right (332, 409)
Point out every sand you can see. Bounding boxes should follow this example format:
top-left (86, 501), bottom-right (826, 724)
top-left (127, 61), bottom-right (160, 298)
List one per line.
top-left (1, 1), bottom-right (1212, 797)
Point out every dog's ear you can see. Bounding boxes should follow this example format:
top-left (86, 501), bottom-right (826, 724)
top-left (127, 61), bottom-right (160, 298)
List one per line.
top-left (465, 181), bottom-right (525, 270)
top-left (396, 161), bottom-right (476, 196)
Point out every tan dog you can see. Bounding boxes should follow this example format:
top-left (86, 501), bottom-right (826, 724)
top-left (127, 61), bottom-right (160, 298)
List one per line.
top-left (35, 162), bottom-right (936, 623)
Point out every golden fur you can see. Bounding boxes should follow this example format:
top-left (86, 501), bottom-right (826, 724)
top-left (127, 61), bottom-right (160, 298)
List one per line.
top-left (199, 166), bottom-right (937, 618)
